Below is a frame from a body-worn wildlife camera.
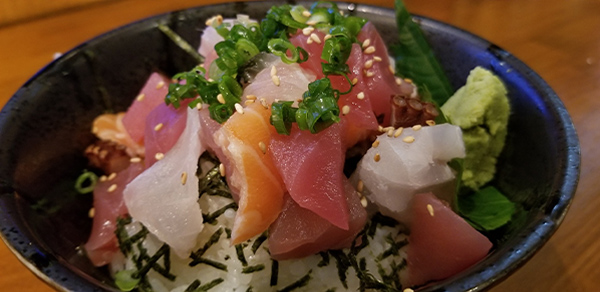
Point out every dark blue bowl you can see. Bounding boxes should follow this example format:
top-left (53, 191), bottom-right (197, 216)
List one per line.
top-left (0, 1), bottom-right (579, 291)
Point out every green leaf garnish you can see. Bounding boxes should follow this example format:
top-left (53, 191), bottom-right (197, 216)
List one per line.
top-left (458, 186), bottom-right (516, 231)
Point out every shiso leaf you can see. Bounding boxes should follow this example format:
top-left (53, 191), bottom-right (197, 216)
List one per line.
top-left (458, 186), bottom-right (516, 231)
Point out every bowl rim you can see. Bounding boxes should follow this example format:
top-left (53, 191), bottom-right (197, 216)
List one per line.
top-left (0, 1), bottom-right (580, 291)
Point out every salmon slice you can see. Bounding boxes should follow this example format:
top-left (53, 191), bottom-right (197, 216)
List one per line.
top-left (92, 112), bottom-right (144, 157)
top-left (214, 102), bottom-right (285, 244)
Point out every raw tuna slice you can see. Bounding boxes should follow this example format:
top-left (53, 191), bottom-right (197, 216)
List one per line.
top-left (143, 101), bottom-right (188, 168)
top-left (84, 162), bottom-right (144, 266)
top-left (124, 107), bottom-right (204, 258)
top-left (268, 179), bottom-right (367, 260)
top-left (122, 72), bottom-right (172, 143)
top-left (269, 123), bottom-right (350, 230)
top-left (289, 29), bottom-right (327, 78)
top-left (403, 192), bottom-right (492, 287)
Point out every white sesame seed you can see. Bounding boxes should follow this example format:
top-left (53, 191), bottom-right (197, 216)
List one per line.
top-left (310, 33), bottom-right (322, 44)
top-left (387, 128), bottom-right (394, 137)
top-left (270, 65), bottom-right (278, 77)
top-left (196, 102), bottom-right (203, 110)
top-left (271, 75), bottom-right (281, 86)
top-left (364, 59), bottom-right (373, 69)
top-left (362, 39), bottom-right (371, 49)
top-left (181, 172), bottom-right (188, 185)
top-left (426, 120), bottom-right (436, 126)
top-left (357, 180), bottom-right (364, 192)
top-left (357, 92), bottom-right (365, 100)
top-left (374, 153), bottom-right (381, 162)
top-left (389, 64), bottom-right (395, 74)
top-left (219, 163), bottom-right (226, 177)
top-left (394, 127), bottom-right (404, 138)
top-left (302, 10), bottom-right (312, 17)
top-left (373, 56), bottom-right (382, 62)
top-left (246, 94), bottom-right (257, 100)
top-left (207, 78), bottom-right (214, 82)
top-left (427, 204), bottom-right (435, 216)
top-left (107, 184), bottom-right (117, 193)
top-left (405, 78), bottom-right (413, 84)
top-left (306, 20), bottom-right (318, 26)
top-left (107, 172), bottom-right (117, 181)
top-left (244, 100), bottom-right (255, 105)
top-left (258, 141), bottom-right (267, 154)
top-left (154, 123), bottom-right (164, 131)
top-left (99, 175), bottom-right (107, 182)
top-left (403, 136), bottom-right (415, 143)
top-left (342, 105), bottom-right (350, 115)
top-left (360, 196), bottom-right (368, 208)
top-left (307, 37), bottom-right (314, 45)
top-left (235, 103), bottom-right (244, 114)
top-left (364, 70), bottom-right (374, 77)
top-left (217, 93), bottom-right (225, 104)
top-left (403, 289), bottom-right (415, 292)
top-left (205, 15), bottom-right (223, 26)
top-left (324, 34), bottom-right (332, 41)
top-left (372, 140), bottom-right (380, 148)
top-left (136, 93), bottom-right (146, 101)
top-left (155, 152), bottom-right (165, 160)
top-left (302, 26), bottom-right (314, 36)
top-left (395, 77), bottom-right (403, 85)
top-left (260, 98), bottom-right (268, 109)
top-left (364, 46), bottom-right (376, 54)
top-left (88, 208), bottom-right (95, 218)
top-left (156, 81), bottom-right (165, 89)
top-left (130, 157), bottom-right (142, 163)
top-left (351, 78), bottom-right (358, 85)
top-left (378, 125), bottom-right (384, 132)
top-left (412, 124), bottom-right (422, 131)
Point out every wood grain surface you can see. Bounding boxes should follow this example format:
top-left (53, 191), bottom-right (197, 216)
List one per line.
top-left (0, 0), bottom-right (597, 291)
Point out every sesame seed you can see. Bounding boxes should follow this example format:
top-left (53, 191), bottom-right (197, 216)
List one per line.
top-left (403, 289), bottom-right (415, 292)
top-left (351, 78), bottom-right (358, 85)
top-left (357, 92), bottom-right (365, 100)
top-left (324, 34), bottom-right (332, 41)
top-left (205, 15), bottom-right (223, 26)
top-left (244, 100), bottom-right (255, 105)
top-left (156, 81), bottom-right (165, 89)
top-left (412, 124), bottom-right (422, 131)
top-left (207, 78), bottom-right (214, 82)
top-left (383, 126), bottom-right (395, 132)
top-left (364, 70), bottom-right (374, 77)
top-left (274, 98), bottom-right (280, 103)
top-left (307, 37), bottom-right (314, 44)
top-left (271, 75), bottom-right (280, 86)
top-left (258, 141), bottom-right (267, 154)
top-left (302, 10), bottom-right (312, 17)
top-left (378, 125), bottom-right (384, 132)
top-left (364, 46), bottom-right (376, 54)
top-left (342, 105), bottom-right (350, 115)
top-left (302, 26), bottom-right (314, 36)
top-left (403, 136), bottom-right (415, 143)
top-left (107, 184), bottom-right (117, 193)
top-left (374, 153), bottom-right (381, 162)
top-left (360, 196), bottom-right (368, 208)
top-left (107, 172), bottom-right (117, 181)
top-left (426, 120), bottom-right (436, 126)
top-left (130, 157), bottom-right (142, 163)
top-left (181, 172), bottom-right (188, 185)
top-left (155, 152), bottom-right (164, 160)
top-left (389, 65), bottom-right (395, 74)
top-left (88, 208), bottom-right (95, 218)
top-left (373, 56), bottom-right (382, 62)
top-left (99, 175), bottom-right (107, 182)
top-left (217, 93), bottom-right (225, 104)
top-left (394, 127), bottom-right (404, 138)
top-left (270, 65), bottom-right (278, 77)
top-left (136, 93), bottom-right (146, 101)
top-left (387, 128), bottom-right (394, 137)
top-left (246, 94), bottom-right (257, 100)
top-left (339, 10), bottom-right (345, 16)
top-left (395, 77), bottom-right (403, 85)
top-left (364, 59), bottom-right (373, 69)
top-left (372, 140), bottom-right (380, 148)
top-left (427, 204), bottom-right (435, 216)
top-left (361, 39), bottom-right (371, 49)
top-left (196, 103), bottom-right (203, 110)
top-left (404, 78), bottom-right (413, 84)
top-left (260, 98), bottom-right (269, 109)
top-left (234, 103), bottom-right (244, 114)
top-left (357, 180), bottom-right (364, 192)
top-left (306, 20), bottom-right (318, 26)
top-left (310, 33), bottom-right (321, 44)
top-left (154, 123), bottom-right (164, 131)
top-left (219, 163), bottom-right (226, 177)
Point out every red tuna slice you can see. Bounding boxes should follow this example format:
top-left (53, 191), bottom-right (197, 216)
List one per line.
top-left (405, 192), bottom-right (492, 287)
top-left (122, 72), bottom-right (172, 143)
top-left (357, 22), bottom-right (403, 126)
top-left (268, 178), bottom-right (367, 260)
top-left (289, 29), bottom-right (327, 78)
top-left (143, 100), bottom-right (191, 168)
top-left (269, 123), bottom-right (349, 230)
top-left (84, 162), bottom-right (144, 266)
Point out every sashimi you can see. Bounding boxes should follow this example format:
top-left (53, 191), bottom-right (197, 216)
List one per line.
top-left (143, 101), bottom-right (188, 168)
top-left (123, 107), bottom-right (204, 258)
top-left (403, 192), bottom-right (493, 287)
top-left (121, 72), bottom-right (172, 143)
top-left (269, 122), bottom-right (350, 230)
top-left (351, 124), bottom-right (465, 223)
top-left (84, 161), bottom-right (144, 266)
top-left (268, 179), bottom-right (367, 260)
top-left (213, 102), bottom-right (285, 244)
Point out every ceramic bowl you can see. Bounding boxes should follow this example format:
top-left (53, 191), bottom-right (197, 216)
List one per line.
top-left (0, 1), bottom-right (580, 291)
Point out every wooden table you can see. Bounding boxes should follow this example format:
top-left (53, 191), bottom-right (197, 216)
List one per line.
top-left (0, 0), bottom-right (597, 291)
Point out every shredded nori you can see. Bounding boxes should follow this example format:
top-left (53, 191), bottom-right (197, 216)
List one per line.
top-left (196, 278), bottom-right (225, 291)
top-left (377, 234), bottom-right (408, 261)
top-left (184, 279), bottom-right (201, 292)
top-left (251, 232), bottom-right (268, 254)
top-left (191, 228), bottom-right (224, 258)
top-left (317, 251), bottom-right (330, 267)
top-left (277, 269), bottom-right (312, 292)
top-left (188, 256), bottom-right (228, 271)
top-left (242, 264), bottom-right (266, 274)
top-left (236, 244), bottom-right (248, 266)
top-left (270, 260), bottom-right (279, 286)
top-left (203, 202), bottom-right (238, 224)
top-left (329, 250), bottom-right (351, 289)
top-left (132, 244), bottom-right (176, 281)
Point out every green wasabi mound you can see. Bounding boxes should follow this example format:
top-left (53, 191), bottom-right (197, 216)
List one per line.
top-left (441, 66), bottom-right (510, 190)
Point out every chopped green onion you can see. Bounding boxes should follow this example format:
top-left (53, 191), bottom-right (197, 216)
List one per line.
top-left (114, 269), bottom-right (140, 291)
top-left (74, 170), bottom-right (97, 194)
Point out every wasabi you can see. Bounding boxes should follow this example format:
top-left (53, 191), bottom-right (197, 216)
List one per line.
top-left (441, 67), bottom-right (510, 190)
